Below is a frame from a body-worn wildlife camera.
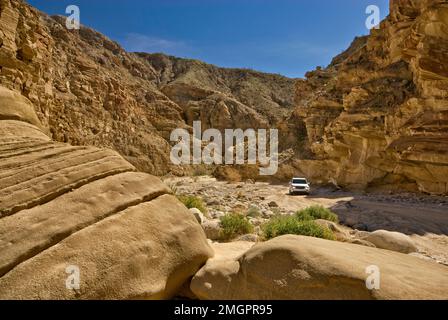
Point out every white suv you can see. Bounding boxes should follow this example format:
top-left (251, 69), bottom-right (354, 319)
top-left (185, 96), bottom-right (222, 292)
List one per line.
top-left (289, 177), bottom-right (311, 195)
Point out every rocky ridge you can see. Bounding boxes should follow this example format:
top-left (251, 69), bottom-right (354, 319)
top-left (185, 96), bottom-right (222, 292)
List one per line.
top-left (283, 0), bottom-right (448, 194)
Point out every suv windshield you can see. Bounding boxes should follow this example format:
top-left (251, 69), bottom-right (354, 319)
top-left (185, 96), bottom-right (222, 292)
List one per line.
top-left (292, 179), bottom-right (307, 184)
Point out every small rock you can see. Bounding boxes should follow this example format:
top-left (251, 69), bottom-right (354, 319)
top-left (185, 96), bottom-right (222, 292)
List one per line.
top-left (189, 208), bottom-right (205, 224)
top-left (249, 217), bottom-right (264, 226)
top-left (352, 223), bottom-right (368, 231)
top-left (206, 198), bottom-right (219, 206)
top-left (201, 219), bottom-right (222, 241)
top-left (268, 201), bottom-right (279, 208)
top-left (314, 219), bottom-right (350, 241)
top-left (235, 234), bottom-right (259, 242)
top-left (210, 210), bottom-right (225, 219)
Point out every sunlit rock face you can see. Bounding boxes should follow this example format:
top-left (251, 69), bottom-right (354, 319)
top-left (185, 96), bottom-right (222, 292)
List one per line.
top-left (1, 0), bottom-right (447, 194)
top-left (287, 0), bottom-right (448, 194)
top-left (0, 0), bottom-right (295, 177)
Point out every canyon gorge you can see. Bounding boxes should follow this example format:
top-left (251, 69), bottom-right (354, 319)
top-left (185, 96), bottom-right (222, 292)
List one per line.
top-left (0, 0), bottom-right (447, 300)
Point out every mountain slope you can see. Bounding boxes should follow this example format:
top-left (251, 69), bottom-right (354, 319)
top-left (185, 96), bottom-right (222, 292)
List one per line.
top-left (0, 0), bottom-right (295, 175)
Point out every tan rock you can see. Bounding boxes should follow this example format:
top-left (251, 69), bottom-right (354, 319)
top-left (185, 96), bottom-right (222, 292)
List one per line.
top-left (0, 171), bottom-right (170, 276)
top-left (348, 239), bottom-right (377, 248)
top-left (209, 241), bottom-right (255, 262)
top-left (281, 0), bottom-right (448, 195)
top-left (191, 235), bottom-right (448, 300)
top-left (0, 195), bottom-right (213, 299)
top-left (0, 108), bottom-right (213, 299)
top-left (0, 121), bottom-right (135, 218)
top-left (314, 219), bottom-right (351, 241)
top-left (362, 230), bottom-right (418, 254)
top-left (190, 207), bottom-right (205, 224)
top-left (0, 120), bottom-right (50, 141)
top-left (0, 87), bottom-right (44, 129)
top-left (201, 219), bottom-right (223, 241)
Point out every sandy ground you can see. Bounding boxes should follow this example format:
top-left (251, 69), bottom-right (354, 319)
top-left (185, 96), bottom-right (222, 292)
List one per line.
top-left (164, 176), bottom-right (448, 265)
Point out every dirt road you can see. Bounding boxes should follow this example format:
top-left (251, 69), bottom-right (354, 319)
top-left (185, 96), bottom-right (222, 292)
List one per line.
top-left (164, 176), bottom-right (448, 265)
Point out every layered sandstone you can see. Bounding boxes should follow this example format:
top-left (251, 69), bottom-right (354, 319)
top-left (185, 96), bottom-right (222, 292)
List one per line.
top-left (1, 0), bottom-right (446, 194)
top-left (286, 0), bottom-right (448, 194)
top-left (0, 86), bottom-right (213, 299)
top-left (0, 0), bottom-right (295, 177)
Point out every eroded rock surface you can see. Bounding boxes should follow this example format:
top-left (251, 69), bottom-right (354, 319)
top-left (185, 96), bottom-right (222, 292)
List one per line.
top-left (0, 0), bottom-right (295, 176)
top-left (0, 87), bottom-right (213, 299)
top-left (283, 0), bottom-right (448, 194)
top-left (191, 235), bottom-right (448, 300)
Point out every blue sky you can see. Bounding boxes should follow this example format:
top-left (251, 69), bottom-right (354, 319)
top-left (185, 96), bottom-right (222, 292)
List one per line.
top-left (27, 0), bottom-right (389, 78)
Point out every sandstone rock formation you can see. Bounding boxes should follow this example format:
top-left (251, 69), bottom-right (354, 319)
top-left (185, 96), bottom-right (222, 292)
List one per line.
top-left (2, 0), bottom-right (446, 195)
top-left (191, 235), bottom-right (448, 300)
top-left (139, 53), bottom-right (295, 131)
top-left (0, 0), bottom-right (295, 177)
top-left (362, 230), bottom-right (418, 254)
top-left (284, 0), bottom-right (448, 194)
top-left (0, 86), bottom-right (213, 299)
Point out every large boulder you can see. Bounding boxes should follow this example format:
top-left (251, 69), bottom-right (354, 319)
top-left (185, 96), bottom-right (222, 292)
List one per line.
top-left (362, 230), bottom-right (418, 254)
top-left (191, 235), bottom-right (448, 300)
top-left (0, 118), bottom-right (213, 299)
top-left (0, 87), bottom-right (44, 129)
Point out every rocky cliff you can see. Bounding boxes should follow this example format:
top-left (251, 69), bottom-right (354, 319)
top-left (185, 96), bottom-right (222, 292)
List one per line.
top-left (1, 0), bottom-right (447, 195)
top-left (0, 0), bottom-right (295, 176)
top-left (285, 0), bottom-right (448, 194)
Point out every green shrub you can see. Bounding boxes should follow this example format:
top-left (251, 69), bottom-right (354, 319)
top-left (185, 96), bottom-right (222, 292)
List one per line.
top-left (296, 205), bottom-right (338, 223)
top-left (246, 205), bottom-right (261, 218)
top-left (262, 215), bottom-right (335, 241)
top-left (167, 182), bottom-right (179, 196)
top-left (294, 211), bottom-right (314, 221)
top-left (220, 213), bottom-right (254, 240)
top-left (178, 195), bottom-right (207, 213)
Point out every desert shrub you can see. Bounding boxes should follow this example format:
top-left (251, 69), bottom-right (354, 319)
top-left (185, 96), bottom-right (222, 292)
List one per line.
top-left (192, 165), bottom-right (210, 177)
top-left (296, 205), bottom-right (338, 223)
top-left (246, 205), bottom-right (261, 218)
top-left (294, 211), bottom-right (314, 221)
top-left (262, 215), bottom-right (335, 241)
top-left (178, 195), bottom-right (207, 213)
top-left (220, 213), bottom-right (254, 240)
top-left (213, 166), bottom-right (242, 182)
top-left (167, 182), bottom-right (179, 196)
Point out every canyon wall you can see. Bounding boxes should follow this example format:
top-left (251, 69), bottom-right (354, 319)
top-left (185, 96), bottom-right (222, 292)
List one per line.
top-left (0, 0), bottom-right (295, 176)
top-left (1, 0), bottom-right (447, 194)
top-left (286, 0), bottom-right (448, 194)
